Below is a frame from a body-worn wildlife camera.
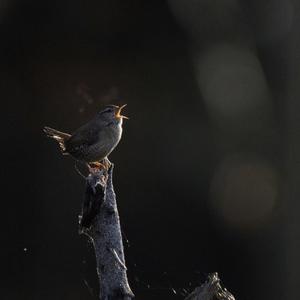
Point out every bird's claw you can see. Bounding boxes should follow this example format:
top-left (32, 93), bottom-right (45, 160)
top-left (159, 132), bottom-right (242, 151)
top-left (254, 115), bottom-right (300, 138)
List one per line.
top-left (88, 158), bottom-right (111, 173)
top-left (102, 157), bottom-right (112, 170)
top-left (87, 160), bottom-right (110, 186)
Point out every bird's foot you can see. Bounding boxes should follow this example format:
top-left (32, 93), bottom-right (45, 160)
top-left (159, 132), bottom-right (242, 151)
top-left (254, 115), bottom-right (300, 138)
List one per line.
top-left (102, 157), bottom-right (112, 170)
top-left (87, 159), bottom-right (111, 185)
top-left (88, 161), bottom-right (105, 172)
top-left (87, 160), bottom-right (110, 184)
top-left (87, 163), bottom-right (103, 176)
top-left (88, 158), bottom-right (111, 172)
top-left (86, 162), bottom-right (108, 187)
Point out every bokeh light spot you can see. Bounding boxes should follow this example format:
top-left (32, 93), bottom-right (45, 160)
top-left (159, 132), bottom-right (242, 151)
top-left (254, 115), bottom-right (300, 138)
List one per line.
top-left (210, 155), bottom-right (279, 230)
top-left (195, 44), bottom-right (270, 120)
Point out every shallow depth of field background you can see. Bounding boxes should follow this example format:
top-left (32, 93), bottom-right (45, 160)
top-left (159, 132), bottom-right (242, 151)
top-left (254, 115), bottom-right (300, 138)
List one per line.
top-left (2, 1), bottom-right (300, 299)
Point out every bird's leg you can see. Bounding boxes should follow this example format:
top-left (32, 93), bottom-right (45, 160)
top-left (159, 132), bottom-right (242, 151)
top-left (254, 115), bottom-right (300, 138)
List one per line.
top-left (89, 161), bottom-right (105, 169)
top-left (90, 158), bottom-right (111, 185)
top-left (86, 158), bottom-right (111, 181)
top-left (87, 162), bottom-right (108, 186)
top-left (87, 161), bottom-right (105, 174)
top-left (102, 157), bottom-right (112, 170)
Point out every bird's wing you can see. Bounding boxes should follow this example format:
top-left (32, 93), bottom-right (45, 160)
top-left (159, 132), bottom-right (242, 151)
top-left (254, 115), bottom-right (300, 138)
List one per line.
top-left (65, 118), bottom-right (107, 154)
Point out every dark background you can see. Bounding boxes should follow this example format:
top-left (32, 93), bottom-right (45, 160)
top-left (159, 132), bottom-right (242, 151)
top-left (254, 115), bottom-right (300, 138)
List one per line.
top-left (2, 0), bottom-right (300, 299)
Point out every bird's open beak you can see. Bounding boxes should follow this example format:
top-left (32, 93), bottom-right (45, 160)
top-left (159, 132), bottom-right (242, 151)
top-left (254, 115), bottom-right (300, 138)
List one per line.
top-left (115, 104), bottom-right (129, 119)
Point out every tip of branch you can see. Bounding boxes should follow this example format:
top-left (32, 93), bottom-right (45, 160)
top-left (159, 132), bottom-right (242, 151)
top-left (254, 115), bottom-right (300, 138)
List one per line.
top-left (79, 163), bottom-right (115, 231)
top-left (87, 164), bottom-right (114, 190)
top-left (184, 272), bottom-right (235, 300)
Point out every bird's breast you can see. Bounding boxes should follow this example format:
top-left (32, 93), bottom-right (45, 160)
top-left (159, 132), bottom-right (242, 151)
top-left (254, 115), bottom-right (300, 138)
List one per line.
top-left (84, 124), bottom-right (122, 162)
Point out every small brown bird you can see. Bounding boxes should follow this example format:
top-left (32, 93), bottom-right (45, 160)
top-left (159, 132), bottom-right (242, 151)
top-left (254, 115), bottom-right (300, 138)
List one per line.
top-left (44, 104), bottom-right (128, 171)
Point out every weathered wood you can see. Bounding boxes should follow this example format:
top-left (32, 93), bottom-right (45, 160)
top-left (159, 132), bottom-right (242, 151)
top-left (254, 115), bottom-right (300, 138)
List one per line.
top-left (79, 165), bottom-right (134, 300)
top-left (185, 273), bottom-right (235, 300)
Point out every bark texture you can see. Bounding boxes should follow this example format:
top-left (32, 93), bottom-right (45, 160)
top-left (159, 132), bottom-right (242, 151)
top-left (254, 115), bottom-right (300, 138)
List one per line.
top-left (79, 165), bottom-right (134, 300)
top-left (185, 273), bottom-right (235, 300)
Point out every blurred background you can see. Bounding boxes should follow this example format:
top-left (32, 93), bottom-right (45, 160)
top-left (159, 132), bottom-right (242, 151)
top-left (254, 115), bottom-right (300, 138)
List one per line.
top-left (2, 0), bottom-right (300, 299)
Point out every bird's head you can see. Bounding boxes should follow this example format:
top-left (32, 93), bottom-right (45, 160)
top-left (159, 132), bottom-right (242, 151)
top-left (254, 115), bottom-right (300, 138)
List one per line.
top-left (98, 104), bottom-right (128, 125)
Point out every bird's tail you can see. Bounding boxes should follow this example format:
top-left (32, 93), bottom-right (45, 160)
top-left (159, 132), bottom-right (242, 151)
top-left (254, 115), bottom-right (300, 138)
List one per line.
top-left (43, 126), bottom-right (71, 153)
